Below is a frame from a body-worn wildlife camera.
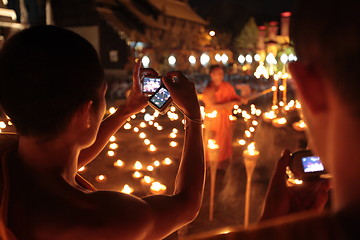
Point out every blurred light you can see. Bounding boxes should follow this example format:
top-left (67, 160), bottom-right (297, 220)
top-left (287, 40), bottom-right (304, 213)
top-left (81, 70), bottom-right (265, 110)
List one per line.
top-left (168, 55), bottom-right (176, 65)
top-left (254, 54), bottom-right (261, 62)
top-left (266, 53), bottom-right (277, 64)
top-left (139, 122), bottom-right (147, 128)
top-left (134, 161), bottom-right (143, 170)
top-left (221, 54), bottom-right (228, 64)
top-left (238, 139), bottom-right (246, 145)
top-left (215, 53), bottom-right (222, 62)
top-left (238, 54), bottom-right (245, 64)
top-left (245, 54), bottom-right (253, 64)
top-left (107, 151), bottom-right (115, 157)
top-left (95, 175), bottom-right (106, 182)
top-left (149, 144), bottom-right (157, 152)
top-left (142, 56), bottom-right (150, 68)
top-left (144, 113), bottom-right (152, 121)
top-left (121, 184), bottom-right (134, 194)
top-left (189, 55), bottom-right (196, 64)
top-left (114, 159), bottom-right (124, 167)
top-left (200, 53), bottom-right (210, 66)
top-left (0, 121), bottom-right (6, 129)
top-left (109, 107), bottom-right (116, 114)
top-left (144, 139), bottom-right (151, 145)
top-left (139, 132), bottom-right (146, 138)
top-left (209, 30), bottom-right (216, 36)
top-left (163, 157), bottom-right (172, 165)
top-left (153, 160), bottom-right (160, 167)
top-left (288, 54), bottom-right (295, 62)
top-left (172, 128), bottom-right (178, 133)
top-left (133, 171), bottom-right (143, 178)
top-left (78, 166), bottom-right (85, 172)
top-left (147, 165), bottom-right (154, 171)
top-left (133, 127), bottom-right (139, 132)
top-left (280, 54), bottom-right (288, 64)
top-left (169, 132), bottom-right (177, 138)
top-left (170, 141), bottom-right (178, 147)
top-left (109, 143), bottom-right (118, 149)
top-left (124, 123), bottom-right (132, 129)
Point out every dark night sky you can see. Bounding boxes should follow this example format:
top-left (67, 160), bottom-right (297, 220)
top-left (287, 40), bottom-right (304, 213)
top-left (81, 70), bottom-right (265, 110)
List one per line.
top-left (188, 0), bottom-right (295, 36)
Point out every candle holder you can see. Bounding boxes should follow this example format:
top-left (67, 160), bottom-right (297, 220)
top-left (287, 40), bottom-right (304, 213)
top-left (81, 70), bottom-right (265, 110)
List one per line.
top-left (243, 142), bottom-right (260, 228)
top-left (207, 139), bottom-right (219, 221)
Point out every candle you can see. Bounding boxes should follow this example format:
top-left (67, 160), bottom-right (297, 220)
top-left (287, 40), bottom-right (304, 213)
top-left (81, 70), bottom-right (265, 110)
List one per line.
top-left (149, 144), bottom-right (157, 152)
top-left (132, 171), bottom-right (143, 179)
top-left (121, 184), bottom-right (134, 194)
top-left (292, 120), bottom-right (307, 131)
top-left (144, 139), bottom-right (151, 145)
top-left (141, 176), bottom-right (154, 185)
top-left (263, 110), bottom-right (277, 122)
top-left (243, 142), bottom-right (259, 228)
top-left (206, 110), bottom-right (218, 118)
top-left (134, 161), bottom-right (143, 170)
top-left (272, 117), bottom-right (287, 128)
top-left (109, 143), bottom-right (118, 150)
top-left (272, 75), bottom-right (279, 106)
top-left (163, 157), bottom-right (172, 165)
top-left (95, 174), bottom-right (106, 182)
top-left (282, 73), bottom-right (288, 105)
top-left (169, 141), bottom-right (178, 147)
top-left (113, 159), bottom-right (124, 167)
top-left (243, 142), bottom-right (260, 161)
top-left (150, 182), bottom-right (167, 194)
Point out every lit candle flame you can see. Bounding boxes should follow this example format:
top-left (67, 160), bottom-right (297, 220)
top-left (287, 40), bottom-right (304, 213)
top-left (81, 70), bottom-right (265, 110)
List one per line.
top-left (121, 184), bottom-right (134, 194)
top-left (207, 139), bottom-right (219, 150)
top-left (134, 161), bottom-right (142, 170)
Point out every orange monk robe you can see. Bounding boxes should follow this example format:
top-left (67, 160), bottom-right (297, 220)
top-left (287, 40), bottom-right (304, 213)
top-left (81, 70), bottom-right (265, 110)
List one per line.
top-left (203, 81), bottom-right (240, 163)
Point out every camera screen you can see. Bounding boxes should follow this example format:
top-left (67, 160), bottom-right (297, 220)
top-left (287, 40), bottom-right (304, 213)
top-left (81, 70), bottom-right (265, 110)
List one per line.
top-left (302, 156), bottom-right (324, 173)
top-left (150, 87), bottom-right (171, 108)
top-left (143, 77), bottom-right (161, 93)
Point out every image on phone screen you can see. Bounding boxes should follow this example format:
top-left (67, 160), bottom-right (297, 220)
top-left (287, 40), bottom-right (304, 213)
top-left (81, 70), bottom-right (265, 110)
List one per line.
top-left (150, 87), bottom-right (171, 108)
top-left (143, 77), bottom-right (161, 93)
top-left (302, 156), bottom-right (324, 173)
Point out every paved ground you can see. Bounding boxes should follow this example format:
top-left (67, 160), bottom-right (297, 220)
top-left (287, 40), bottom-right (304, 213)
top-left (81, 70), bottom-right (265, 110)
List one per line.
top-left (79, 99), bottom-right (306, 239)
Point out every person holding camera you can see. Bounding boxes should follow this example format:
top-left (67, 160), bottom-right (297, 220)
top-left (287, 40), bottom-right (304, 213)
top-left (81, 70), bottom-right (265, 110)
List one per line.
top-left (0, 26), bottom-right (205, 240)
top-left (189, 0), bottom-right (360, 239)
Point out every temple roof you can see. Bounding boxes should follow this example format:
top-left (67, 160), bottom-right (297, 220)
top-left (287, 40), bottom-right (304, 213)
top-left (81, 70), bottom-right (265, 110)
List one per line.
top-left (147, 0), bottom-right (207, 25)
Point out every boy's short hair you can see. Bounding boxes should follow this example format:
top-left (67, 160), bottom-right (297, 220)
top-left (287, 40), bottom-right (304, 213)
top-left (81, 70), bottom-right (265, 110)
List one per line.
top-left (291, 0), bottom-right (360, 115)
top-left (209, 64), bottom-right (224, 74)
top-left (0, 26), bottom-right (104, 138)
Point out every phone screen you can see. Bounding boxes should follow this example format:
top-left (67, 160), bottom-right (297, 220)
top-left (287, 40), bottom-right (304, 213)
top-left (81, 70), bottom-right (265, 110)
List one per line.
top-left (143, 77), bottom-right (161, 93)
top-left (302, 156), bottom-right (324, 173)
top-left (149, 87), bottom-right (171, 108)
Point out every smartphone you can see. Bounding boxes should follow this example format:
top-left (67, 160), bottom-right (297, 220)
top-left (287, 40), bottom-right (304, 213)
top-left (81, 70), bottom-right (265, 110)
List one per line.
top-left (148, 86), bottom-right (172, 115)
top-left (142, 76), bottom-right (162, 95)
top-left (289, 150), bottom-right (327, 180)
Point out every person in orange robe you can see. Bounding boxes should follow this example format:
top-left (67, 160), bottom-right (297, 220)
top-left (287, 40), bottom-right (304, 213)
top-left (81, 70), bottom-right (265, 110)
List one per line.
top-left (202, 65), bottom-right (247, 169)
